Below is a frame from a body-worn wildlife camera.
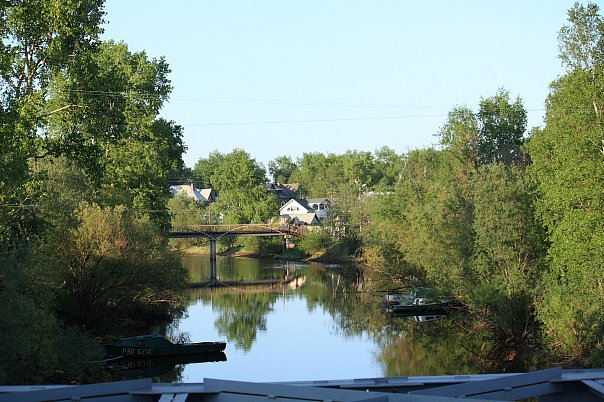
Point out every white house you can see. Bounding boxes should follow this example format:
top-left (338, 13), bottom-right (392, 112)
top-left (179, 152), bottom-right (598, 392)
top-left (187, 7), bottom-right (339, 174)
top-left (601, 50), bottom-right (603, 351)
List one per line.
top-left (279, 197), bottom-right (331, 225)
top-left (306, 198), bottom-right (331, 221)
top-left (279, 198), bottom-right (319, 225)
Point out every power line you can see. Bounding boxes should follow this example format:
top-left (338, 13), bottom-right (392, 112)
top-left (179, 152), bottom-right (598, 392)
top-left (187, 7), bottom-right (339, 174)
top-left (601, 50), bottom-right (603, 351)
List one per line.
top-left (183, 114), bottom-right (448, 127)
top-left (181, 110), bottom-right (549, 128)
top-left (56, 88), bottom-right (548, 113)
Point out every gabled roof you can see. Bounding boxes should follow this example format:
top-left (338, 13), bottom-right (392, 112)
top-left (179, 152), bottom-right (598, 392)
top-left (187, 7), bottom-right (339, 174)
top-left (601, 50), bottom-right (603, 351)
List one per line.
top-left (170, 184), bottom-right (205, 202)
top-left (307, 198), bottom-right (331, 205)
top-left (266, 183), bottom-right (298, 202)
top-left (279, 198), bottom-right (314, 214)
top-left (199, 188), bottom-right (217, 201)
top-left (170, 184), bottom-right (216, 202)
top-left (283, 213), bottom-right (319, 225)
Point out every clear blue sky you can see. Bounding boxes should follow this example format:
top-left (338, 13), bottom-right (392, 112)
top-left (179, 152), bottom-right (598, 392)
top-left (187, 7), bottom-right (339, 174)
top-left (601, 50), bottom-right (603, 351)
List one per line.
top-left (102, 1), bottom-right (599, 169)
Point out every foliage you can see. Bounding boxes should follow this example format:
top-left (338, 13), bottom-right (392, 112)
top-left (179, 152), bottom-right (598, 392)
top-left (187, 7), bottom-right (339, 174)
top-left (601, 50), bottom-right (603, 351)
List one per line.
top-left (297, 228), bottom-right (333, 256)
top-left (195, 149), bottom-right (277, 223)
top-left (0, 0), bottom-right (105, 248)
top-left (47, 40), bottom-right (185, 228)
top-left (476, 89), bottom-right (527, 166)
top-left (528, 1), bottom-right (604, 359)
top-left (47, 203), bottom-right (188, 333)
top-left (466, 163), bottom-right (544, 364)
top-left (239, 236), bottom-right (283, 257)
top-left (393, 148), bottom-right (473, 293)
top-left (0, 254), bottom-right (106, 384)
top-left (268, 155), bottom-right (297, 183)
top-left (373, 146), bottom-right (405, 190)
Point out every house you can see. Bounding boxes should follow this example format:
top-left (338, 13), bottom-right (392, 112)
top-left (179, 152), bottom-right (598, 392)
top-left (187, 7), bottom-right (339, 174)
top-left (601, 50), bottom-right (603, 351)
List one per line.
top-left (264, 183), bottom-right (299, 206)
top-left (170, 184), bottom-right (217, 203)
top-left (306, 198), bottom-right (331, 221)
top-left (279, 198), bottom-right (319, 225)
top-left (199, 187), bottom-right (219, 203)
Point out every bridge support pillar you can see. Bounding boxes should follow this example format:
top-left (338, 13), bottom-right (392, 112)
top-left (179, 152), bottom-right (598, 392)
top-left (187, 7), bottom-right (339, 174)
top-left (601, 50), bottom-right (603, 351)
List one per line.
top-left (209, 238), bottom-right (217, 260)
top-left (209, 238), bottom-right (217, 282)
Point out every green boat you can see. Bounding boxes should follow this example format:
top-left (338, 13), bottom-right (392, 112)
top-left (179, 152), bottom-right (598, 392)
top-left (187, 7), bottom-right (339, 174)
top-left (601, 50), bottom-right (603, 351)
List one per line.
top-left (103, 334), bottom-right (226, 358)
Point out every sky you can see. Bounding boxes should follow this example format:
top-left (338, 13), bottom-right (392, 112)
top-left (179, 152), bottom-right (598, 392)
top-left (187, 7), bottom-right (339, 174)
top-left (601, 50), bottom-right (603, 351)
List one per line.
top-left (101, 1), bottom-right (601, 170)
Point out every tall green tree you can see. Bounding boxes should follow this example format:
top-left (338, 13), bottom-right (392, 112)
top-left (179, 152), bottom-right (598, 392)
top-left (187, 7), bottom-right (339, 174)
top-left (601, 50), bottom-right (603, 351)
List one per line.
top-left (0, 0), bottom-right (105, 248)
top-left (195, 149), bottom-right (276, 223)
top-left (193, 150), bottom-right (225, 188)
top-left (268, 155), bottom-right (297, 183)
top-left (47, 41), bottom-right (185, 227)
top-left (373, 146), bottom-right (404, 190)
top-left (477, 89), bottom-right (527, 166)
top-left (468, 163), bottom-right (544, 365)
top-left (341, 150), bottom-right (376, 190)
top-left (528, 2), bottom-right (604, 360)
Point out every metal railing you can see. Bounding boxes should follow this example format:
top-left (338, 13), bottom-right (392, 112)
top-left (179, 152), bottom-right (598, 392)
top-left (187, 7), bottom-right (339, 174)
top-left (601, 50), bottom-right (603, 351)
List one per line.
top-left (169, 223), bottom-right (304, 237)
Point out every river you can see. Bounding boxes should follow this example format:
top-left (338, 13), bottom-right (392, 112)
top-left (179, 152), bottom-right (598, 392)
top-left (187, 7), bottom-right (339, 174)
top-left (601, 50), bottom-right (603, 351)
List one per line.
top-left (112, 255), bottom-right (483, 382)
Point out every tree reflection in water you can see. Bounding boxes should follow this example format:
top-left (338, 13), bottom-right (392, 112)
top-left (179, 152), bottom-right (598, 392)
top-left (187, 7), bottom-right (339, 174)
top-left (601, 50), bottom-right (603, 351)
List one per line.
top-left (212, 290), bottom-right (279, 351)
top-left (182, 257), bottom-right (533, 376)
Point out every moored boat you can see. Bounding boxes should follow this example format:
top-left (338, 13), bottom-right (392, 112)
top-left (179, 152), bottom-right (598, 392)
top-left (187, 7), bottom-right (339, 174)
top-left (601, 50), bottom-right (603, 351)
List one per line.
top-left (383, 287), bottom-right (452, 315)
top-left (103, 334), bottom-right (226, 358)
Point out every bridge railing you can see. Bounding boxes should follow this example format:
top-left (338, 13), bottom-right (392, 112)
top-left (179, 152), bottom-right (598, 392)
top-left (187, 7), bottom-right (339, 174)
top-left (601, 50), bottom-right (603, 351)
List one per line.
top-left (169, 223), bottom-right (304, 237)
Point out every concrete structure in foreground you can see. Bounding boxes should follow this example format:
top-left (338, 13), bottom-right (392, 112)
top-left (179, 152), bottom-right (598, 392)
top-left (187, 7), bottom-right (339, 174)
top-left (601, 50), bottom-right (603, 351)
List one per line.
top-left (2, 368), bottom-right (604, 401)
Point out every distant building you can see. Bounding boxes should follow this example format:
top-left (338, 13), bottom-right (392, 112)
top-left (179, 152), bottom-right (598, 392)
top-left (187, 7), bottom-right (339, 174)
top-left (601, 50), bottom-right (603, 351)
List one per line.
top-left (278, 197), bottom-right (332, 226)
top-left (170, 184), bottom-right (218, 203)
top-left (264, 183), bottom-right (299, 206)
top-left (306, 198), bottom-right (331, 221)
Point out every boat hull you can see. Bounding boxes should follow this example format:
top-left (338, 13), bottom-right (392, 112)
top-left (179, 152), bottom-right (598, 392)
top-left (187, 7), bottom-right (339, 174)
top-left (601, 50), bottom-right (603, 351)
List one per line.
top-left (104, 338), bottom-right (226, 358)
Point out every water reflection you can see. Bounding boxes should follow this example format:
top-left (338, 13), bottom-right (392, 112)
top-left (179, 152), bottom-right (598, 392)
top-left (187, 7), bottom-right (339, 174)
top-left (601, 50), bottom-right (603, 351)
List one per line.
top-left (212, 290), bottom-right (278, 351)
top-left (174, 256), bottom-right (484, 381)
top-left (107, 352), bottom-right (226, 378)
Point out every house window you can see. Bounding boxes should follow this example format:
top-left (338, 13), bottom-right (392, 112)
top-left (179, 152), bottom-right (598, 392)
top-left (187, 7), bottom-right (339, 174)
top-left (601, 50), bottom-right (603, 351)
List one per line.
top-left (312, 204), bottom-right (318, 210)
top-left (319, 204), bottom-right (324, 210)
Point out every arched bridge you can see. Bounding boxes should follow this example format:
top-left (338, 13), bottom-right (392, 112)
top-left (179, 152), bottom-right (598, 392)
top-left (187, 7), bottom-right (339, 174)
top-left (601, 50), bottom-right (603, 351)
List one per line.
top-left (169, 224), bottom-right (304, 240)
top-left (169, 224), bottom-right (304, 287)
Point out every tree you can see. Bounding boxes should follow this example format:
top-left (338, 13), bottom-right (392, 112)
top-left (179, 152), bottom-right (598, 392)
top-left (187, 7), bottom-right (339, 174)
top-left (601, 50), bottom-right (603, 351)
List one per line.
top-left (193, 150), bottom-right (225, 188)
top-left (477, 89), bottom-right (527, 166)
top-left (47, 41), bottom-right (185, 228)
top-left (341, 150), bottom-right (376, 190)
top-left (437, 106), bottom-right (480, 171)
top-left (373, 146), bottom-right (404, 190)
top-left (437, 91), bottom-right (527, 169)
top-left (195, 149), bottom-right (276, 223)
top-left (289, 152), bottom-right (346, 198)
top-left (268, 155), bottom-right (296, 183)
top-left (528, 2), bottom-right (604, 359)
top-left (0, 0), bottom-right (105, 248)
top-left (468, 163), bottom-right (544, 364)
top-left (49, 204), bottom-right (188, 332)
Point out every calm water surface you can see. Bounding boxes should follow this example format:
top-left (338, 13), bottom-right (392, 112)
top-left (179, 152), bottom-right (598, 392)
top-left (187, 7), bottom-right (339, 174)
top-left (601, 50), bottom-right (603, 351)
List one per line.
top-left (129, 255), bottom-right (481, 382)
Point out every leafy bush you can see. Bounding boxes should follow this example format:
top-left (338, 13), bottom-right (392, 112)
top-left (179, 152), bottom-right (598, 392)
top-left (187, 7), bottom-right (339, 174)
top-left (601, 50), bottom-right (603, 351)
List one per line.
top-left (298, 228), bottom-right (333, 256)
top-left (239, 236), bottom-right (283, 256)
